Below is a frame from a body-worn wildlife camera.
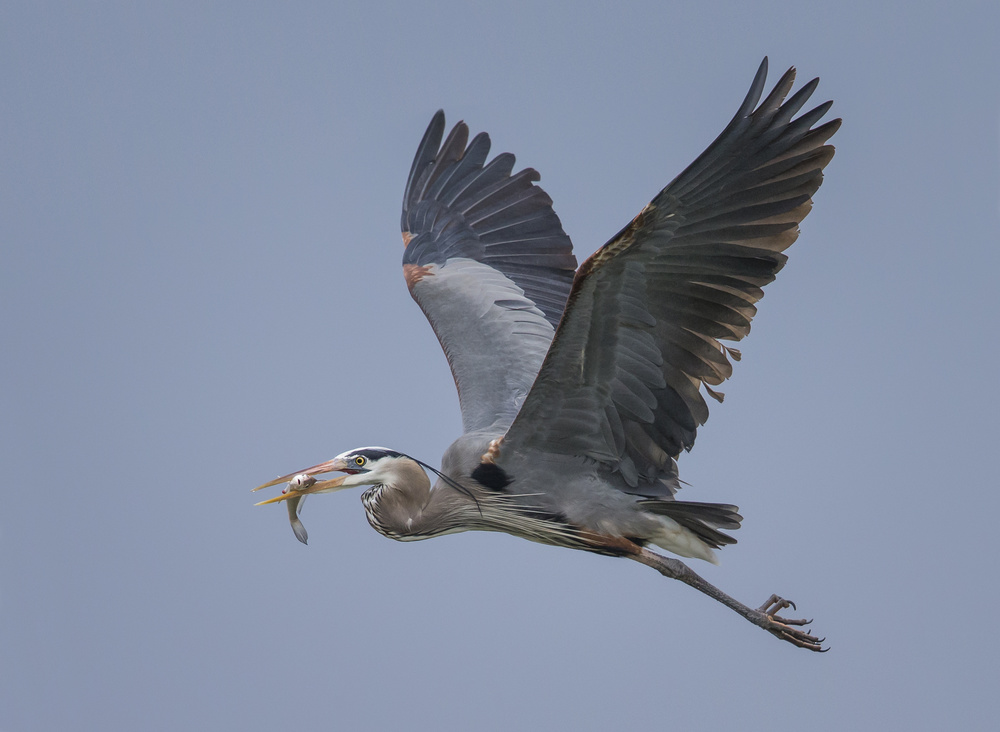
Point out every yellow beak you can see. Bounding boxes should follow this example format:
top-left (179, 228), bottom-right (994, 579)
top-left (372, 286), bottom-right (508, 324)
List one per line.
top-left (253, 474), bottom-right (348, 505)
top-left (252, 457), bottom-right (352, 505)
top-left (252, 457), bottom-right (348, 491)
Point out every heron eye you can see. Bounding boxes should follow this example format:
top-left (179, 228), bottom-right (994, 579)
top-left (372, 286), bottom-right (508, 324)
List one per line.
top-left (355, 456), bottom-right (366, 467)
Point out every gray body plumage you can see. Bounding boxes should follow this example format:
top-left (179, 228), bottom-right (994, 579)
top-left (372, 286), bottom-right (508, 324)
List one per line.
top-left (256, 58), bottom-right (839, 650)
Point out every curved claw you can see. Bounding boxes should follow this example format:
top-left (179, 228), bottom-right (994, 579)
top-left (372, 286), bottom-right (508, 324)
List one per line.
top-left (758, 593), bottom-right (795, 615)
top-left (758, 594), bottom-right (827, 652)
top-left (775, 626), bottom-right (828, 652)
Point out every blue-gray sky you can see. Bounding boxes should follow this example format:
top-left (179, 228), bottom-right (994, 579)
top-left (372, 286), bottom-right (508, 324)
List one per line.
top-left (3, 2), bottom-right (998, 730)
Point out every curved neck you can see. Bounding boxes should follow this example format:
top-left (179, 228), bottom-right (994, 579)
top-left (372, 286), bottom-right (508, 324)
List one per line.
top-left (361, 459), bottom-right (470, 541)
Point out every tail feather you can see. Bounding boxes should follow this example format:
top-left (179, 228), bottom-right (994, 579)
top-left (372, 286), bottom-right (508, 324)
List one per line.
top-left (640, 499), bottom-right (743, 549)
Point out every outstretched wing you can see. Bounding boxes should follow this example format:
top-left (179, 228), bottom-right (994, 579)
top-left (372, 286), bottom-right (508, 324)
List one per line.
top-left (401, 112), bottom-right (578, 434)
top-left (503, 58), bottom-right (841, 490)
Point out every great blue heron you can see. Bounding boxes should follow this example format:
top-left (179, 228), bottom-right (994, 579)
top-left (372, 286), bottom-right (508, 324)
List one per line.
top-left (255, 58), bottom-right (839, 651)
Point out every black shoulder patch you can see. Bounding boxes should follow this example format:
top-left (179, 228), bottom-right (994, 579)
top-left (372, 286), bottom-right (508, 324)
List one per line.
top-left (471, 462), bottom-right (513, 491)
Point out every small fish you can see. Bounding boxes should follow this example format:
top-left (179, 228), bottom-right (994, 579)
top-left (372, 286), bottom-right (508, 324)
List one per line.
top-left (285, 474), bottom-right (314, 545)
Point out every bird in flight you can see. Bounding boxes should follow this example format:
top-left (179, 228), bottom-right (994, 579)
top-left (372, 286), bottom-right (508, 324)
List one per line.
top-left (255, 58), bottom-right (840, 651)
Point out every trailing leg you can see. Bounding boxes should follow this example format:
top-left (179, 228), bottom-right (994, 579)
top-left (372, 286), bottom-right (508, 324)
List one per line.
top-left (631, 546), bottom-right (827, 652)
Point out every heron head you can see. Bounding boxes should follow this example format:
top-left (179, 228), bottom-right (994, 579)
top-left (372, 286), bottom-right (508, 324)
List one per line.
top-left (254, 447), bottom-right (429, 544)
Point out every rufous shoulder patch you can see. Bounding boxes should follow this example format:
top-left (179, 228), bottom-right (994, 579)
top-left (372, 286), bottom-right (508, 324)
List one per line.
top-left (403, 263), bottom-right (433, 290)
top-left (480, 437), bottom-right (503, 464)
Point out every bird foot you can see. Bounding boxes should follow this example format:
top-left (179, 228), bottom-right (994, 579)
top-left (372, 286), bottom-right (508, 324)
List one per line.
top-left (755, 594), bottom-right (827, 652)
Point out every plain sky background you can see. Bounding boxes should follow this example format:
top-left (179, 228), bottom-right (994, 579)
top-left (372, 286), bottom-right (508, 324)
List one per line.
top-left (2, 2), bottom-right (998, 730)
